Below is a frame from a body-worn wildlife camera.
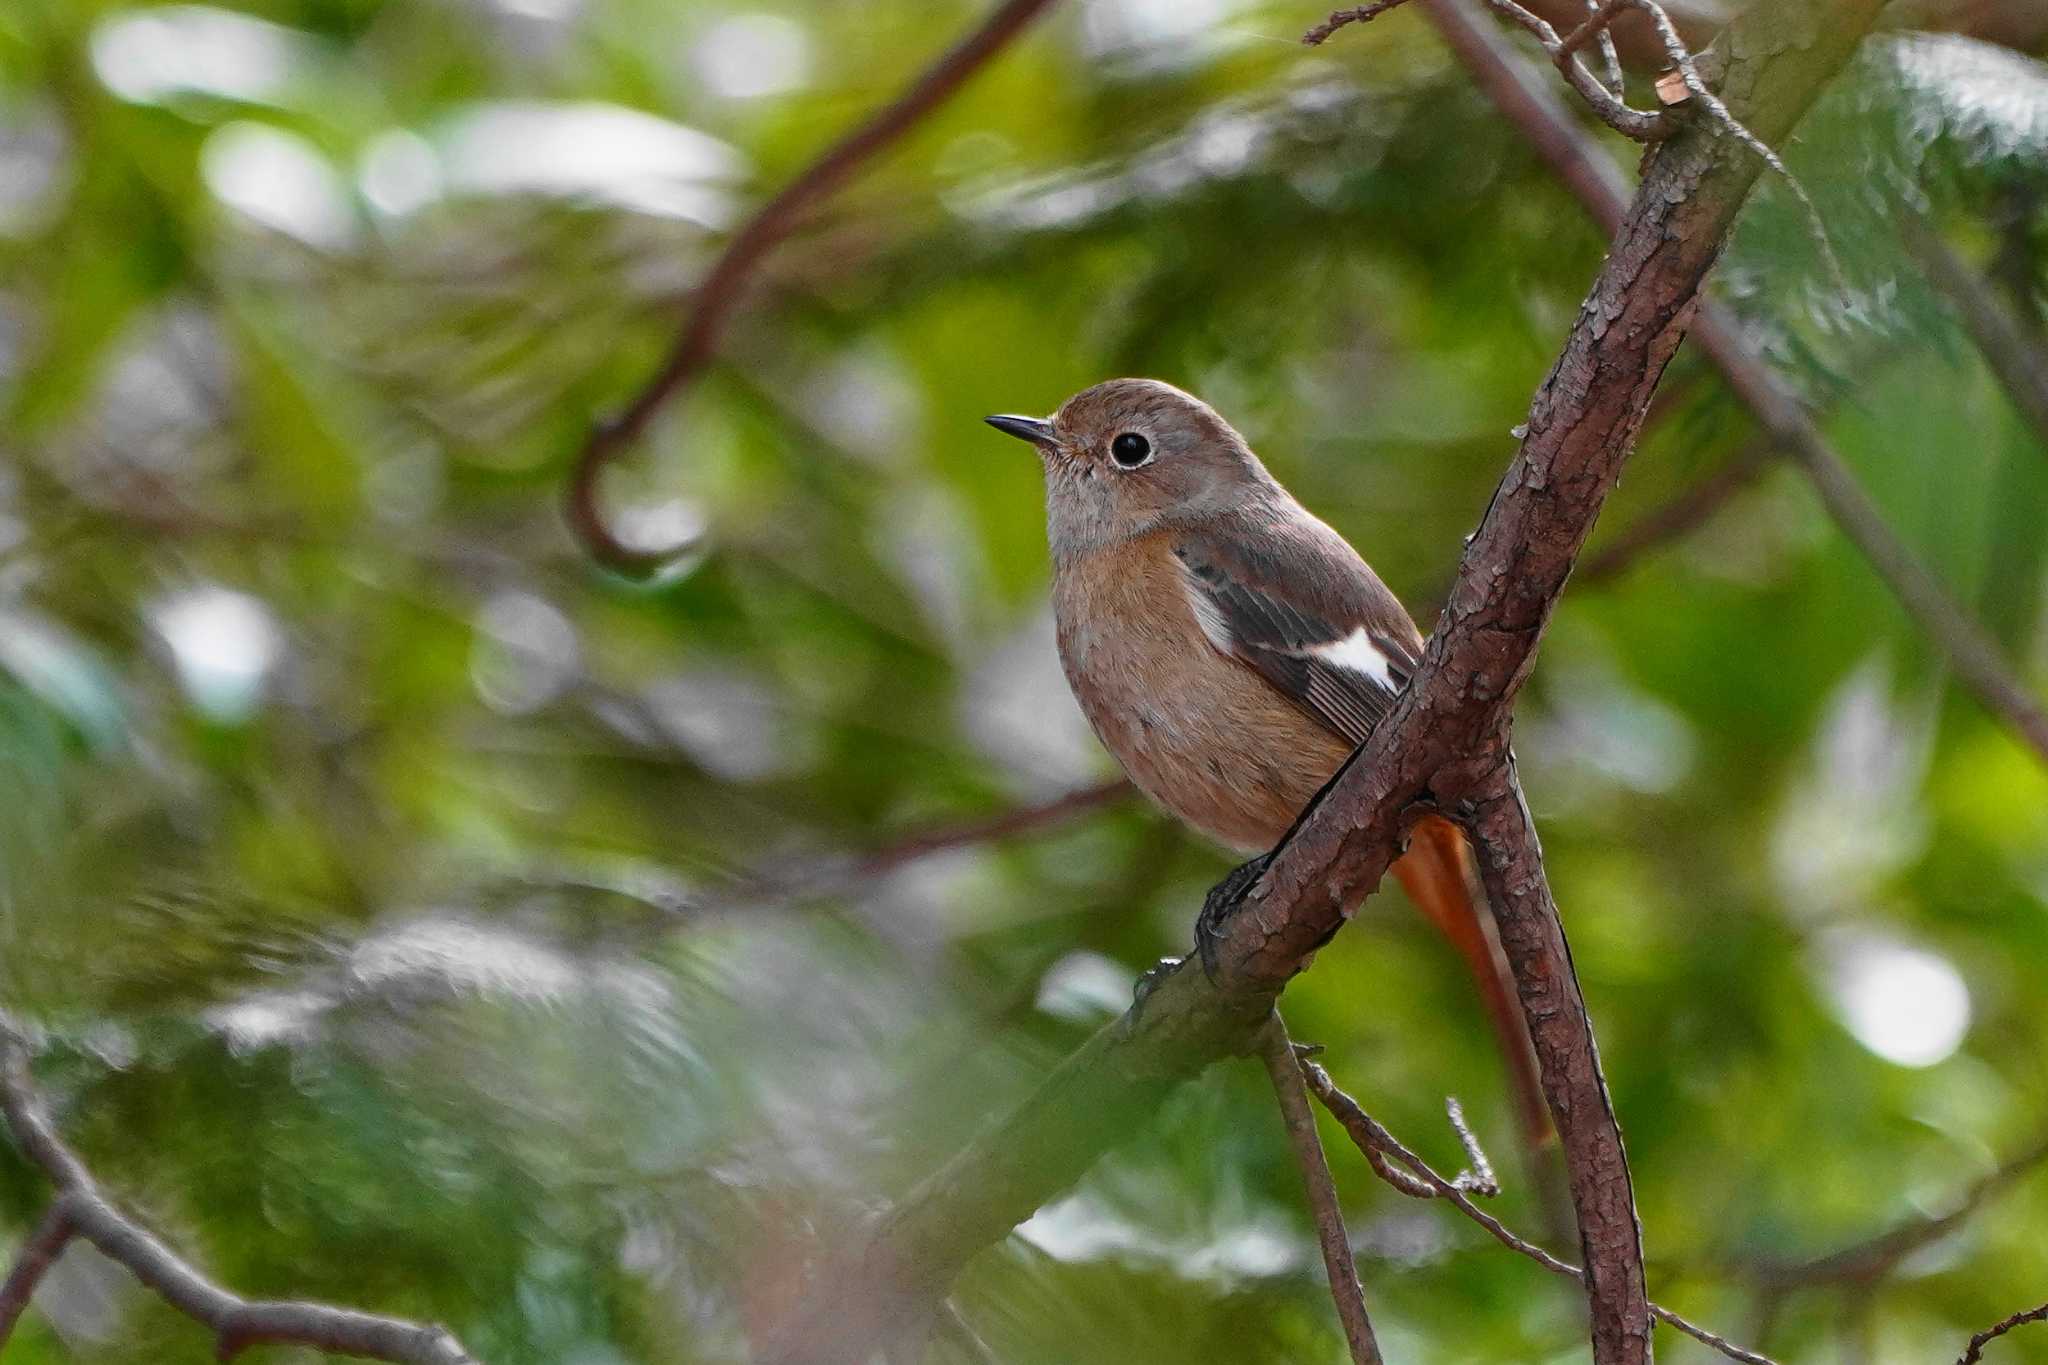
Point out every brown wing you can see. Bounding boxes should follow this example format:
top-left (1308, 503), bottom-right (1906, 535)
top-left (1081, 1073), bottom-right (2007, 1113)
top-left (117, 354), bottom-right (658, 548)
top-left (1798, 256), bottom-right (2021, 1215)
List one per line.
top-left (1177, 511), bottom-right (1553, 1150)
top-left (1171, 513), bottom-right (1422, 747)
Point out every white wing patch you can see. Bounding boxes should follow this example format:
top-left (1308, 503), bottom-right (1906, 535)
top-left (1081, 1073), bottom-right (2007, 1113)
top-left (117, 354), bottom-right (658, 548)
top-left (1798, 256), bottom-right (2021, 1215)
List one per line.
top-left (1311, 627), bottom-right (1397, 688)
top-left (1181, 571), bottom-right (1236, 655)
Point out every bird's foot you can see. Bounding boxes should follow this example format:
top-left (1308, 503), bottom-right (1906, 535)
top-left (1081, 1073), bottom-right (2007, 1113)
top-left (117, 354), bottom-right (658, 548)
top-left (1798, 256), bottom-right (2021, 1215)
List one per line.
top-left (1120, 955), bottom-right (1186, 1036)
top-left (1195, 852), bottom-right (1271, 981)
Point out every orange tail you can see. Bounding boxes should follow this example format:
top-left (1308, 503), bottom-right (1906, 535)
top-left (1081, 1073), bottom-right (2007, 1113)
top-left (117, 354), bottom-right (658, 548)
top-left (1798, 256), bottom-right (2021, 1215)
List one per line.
top-left (1392, 816), bottom-right (1553, 1151)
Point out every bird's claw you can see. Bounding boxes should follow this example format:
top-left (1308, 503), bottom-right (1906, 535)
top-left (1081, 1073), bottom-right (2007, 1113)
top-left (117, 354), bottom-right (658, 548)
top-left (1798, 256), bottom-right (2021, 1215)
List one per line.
top-left (1120, 955), bottom-right (1185, 1036)
top-left (1194, 853), bottom-right (1271, 981)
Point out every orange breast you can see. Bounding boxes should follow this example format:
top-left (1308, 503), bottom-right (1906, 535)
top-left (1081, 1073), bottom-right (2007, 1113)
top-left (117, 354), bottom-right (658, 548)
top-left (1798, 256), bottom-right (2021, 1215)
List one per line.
top-left (1051, 532), bottom-right (1354, 852)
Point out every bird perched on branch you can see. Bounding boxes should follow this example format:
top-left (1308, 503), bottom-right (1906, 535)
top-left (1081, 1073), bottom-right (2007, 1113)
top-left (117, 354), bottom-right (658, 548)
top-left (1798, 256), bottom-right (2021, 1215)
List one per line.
top-left (988, 377), bottom-right (1550, 1149)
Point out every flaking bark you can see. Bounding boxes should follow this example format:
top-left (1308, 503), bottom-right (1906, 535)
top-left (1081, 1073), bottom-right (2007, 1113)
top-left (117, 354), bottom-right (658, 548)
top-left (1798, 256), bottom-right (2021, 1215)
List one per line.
top-left (761, 3), bottom-right (1883, 1361)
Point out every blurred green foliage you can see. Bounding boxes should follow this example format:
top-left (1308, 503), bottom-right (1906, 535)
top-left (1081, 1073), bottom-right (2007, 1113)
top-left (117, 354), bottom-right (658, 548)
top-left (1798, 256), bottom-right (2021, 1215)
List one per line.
top-left (1, 1), bottom-right (2047, 1361)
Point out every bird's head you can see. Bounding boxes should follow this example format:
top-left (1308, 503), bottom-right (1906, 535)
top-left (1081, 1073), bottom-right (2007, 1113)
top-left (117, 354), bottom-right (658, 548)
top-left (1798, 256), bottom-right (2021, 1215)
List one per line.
top-left (986, 378), bottom-right (1273, 557)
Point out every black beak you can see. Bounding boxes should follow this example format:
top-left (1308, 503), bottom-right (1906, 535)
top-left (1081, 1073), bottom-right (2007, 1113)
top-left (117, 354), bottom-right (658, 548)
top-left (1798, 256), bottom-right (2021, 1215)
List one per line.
top-left (985, 414), bottom-right (1056, 446)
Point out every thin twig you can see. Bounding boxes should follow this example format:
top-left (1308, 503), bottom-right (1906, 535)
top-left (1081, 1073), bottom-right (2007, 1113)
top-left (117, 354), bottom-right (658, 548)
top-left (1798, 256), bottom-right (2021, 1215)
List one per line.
top-left (0, 1201), bottom-right (75, 1349)
top-left (1308, 0), bottom-right (1661, 137)
top-left (936, 1300), bottom-right (1001, 1364)
top-left (700, 778), bottom-right (1131, 914)
top-left (1579, 435), bottom-right (1775, 582)
top-left (1611, 0), bottom-right (1849, 294)
top-left (1259, 1016), bottom-right (1383, 1365)
top-left (1903, 208), bottom-right (2048, 453)
top-left (1557, 0), bottom-right (1628, 59)
top-left (1302, 1), bottom-right (1412, 43)
top-left (1750, 1133), bottom-right (2048, 1288)
top-left (1423, 0), bottom-right (2048, 768)
top-left (1781, 421), bottom-right (2048, 762)
top-left (1568, 0), bottom-right (1626, 96)
top-left (564, 0), bottom-right (1060, 571)
top-left (1959, 1301), bottom-right (2048, 1364)
top-left (1297, 1056), bottom-right (1778, 1365)
top-left (1989, 186), bottom-right (2043, 337)
top-left (0, 1015), bottom-right (479, 1364)
top-left (1313, 0), bottom-right (1843, 284)
top-left (1443, 1097), bottom-right (1499, 1196)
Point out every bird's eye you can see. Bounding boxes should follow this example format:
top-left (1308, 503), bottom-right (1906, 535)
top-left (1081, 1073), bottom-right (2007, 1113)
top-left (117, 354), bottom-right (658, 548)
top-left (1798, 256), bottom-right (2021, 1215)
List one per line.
top-left (1110, 432), bottom-right (1152, 467)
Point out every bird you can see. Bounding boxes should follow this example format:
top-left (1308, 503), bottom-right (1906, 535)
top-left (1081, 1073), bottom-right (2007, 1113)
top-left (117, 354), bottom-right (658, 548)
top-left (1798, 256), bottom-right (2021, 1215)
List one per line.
top-left (987, 377), bottom-right (1549, 1148)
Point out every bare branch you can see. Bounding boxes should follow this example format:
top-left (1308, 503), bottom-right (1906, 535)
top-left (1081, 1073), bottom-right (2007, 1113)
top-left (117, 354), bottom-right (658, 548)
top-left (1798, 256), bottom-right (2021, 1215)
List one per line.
top-left (1568, 0), bottom-right (1627, 97)
top-left (1422, 0), bottom-right (2048, 768)
top-left (756, 8), bottom-right (1880, 1362)
top-left (1960, 1301), bottom-right (2048, 1364)
top-left (1259, 1016), bottom-right (1384, 1365)
top-left (1303, 1), bottom-right (1412, 44)
top-left (1566, 0), bottom-right (1845, 287)
top-left (1458, 759), bottom-right (1651, 1361)
top-left (1309, 0), bottom-right (1666, 139)
top-left (1903, 208), bottom-right (2048, 453)
top-left (1297, 1056), bottom-right (1777, 1365)
top-left (1443, 1097), bottom-right (1499, 1196)
top-left (0, 1015), bottom-right (478, 1365)
top-left (1481, 0), bottom-right (1666, 139)
top-left (1778, 409), bottom-right (2048, 762)
top-left (563, 0), bottom-right (1060, 572)
top-left (1316, 0), bottom-right (1842, 285)
top-left (1579, 435), bottom-right (1774, 582)
top-left (700, 778), bottom-right (1132, 915)
top-left (0, 1202), bottom-right (75, 1349)
top-left (1748, 1133), bottom-right (2048, 1288)
top-left (1989, 186), bottom-right (2044, 336)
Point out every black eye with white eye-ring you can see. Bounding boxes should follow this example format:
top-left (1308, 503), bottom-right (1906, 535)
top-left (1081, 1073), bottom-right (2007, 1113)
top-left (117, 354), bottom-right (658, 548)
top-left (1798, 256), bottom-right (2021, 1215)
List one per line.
top-left (1110, 432), bottom-right (1152, 468)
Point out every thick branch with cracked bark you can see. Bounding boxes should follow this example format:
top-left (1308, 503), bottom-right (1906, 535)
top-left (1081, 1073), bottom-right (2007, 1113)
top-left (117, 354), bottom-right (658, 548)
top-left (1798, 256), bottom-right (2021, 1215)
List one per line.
top-left (1461, 757), bottom-right (1650, 1359)
top-left (0, 1016), bottom-right (479, 1364)
top-left (1421, 0), bottom-right (2048, 767)
top-left (757, 4), bottom-right (1879, 1361)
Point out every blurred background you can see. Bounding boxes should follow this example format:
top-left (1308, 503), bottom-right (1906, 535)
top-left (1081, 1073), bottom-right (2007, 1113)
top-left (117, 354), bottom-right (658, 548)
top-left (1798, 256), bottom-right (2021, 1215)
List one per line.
top-left (2, 0), bottom-right (2047, 1360)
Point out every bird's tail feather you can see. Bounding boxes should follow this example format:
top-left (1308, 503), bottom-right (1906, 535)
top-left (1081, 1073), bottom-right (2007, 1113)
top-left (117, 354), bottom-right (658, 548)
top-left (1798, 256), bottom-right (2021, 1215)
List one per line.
top-left (1392, 816), bottom-right (1553, 1152)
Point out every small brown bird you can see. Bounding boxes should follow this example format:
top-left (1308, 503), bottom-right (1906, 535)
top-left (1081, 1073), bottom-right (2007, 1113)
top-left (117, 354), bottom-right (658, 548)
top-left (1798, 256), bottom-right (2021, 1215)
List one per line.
top-left (989, 377), bottom-right (1548, 1146)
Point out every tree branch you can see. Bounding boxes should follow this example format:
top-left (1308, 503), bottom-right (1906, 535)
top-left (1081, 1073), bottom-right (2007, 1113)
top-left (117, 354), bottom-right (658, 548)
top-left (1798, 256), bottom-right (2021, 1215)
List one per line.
top-left (1258, 1017), bottom-right (1383, 1365)
top-left (1313, 0), bottom-right (1850, 296)
top-left (1959, 1301), bottom-right (2048, 1364)
top-left (563, 0), bottom-right (1060, 572)
top-left (1421, 0), bottom-right (2048, 768)
top-left (0, 1201), bottom-right (74, 1348)
top-left (697, 778), bottom-right (1132, 915)
top-left (1459, 758), bottom-right (1650, 1359)
top-left (1578, 434), bottom-right (1773, 582)
top-left (1295, 1054), bottom-right (1776, 1365)
top-left (1903, 208), bottom-right (2048, 454)
top-left (1744, 1132), bottom-right (2048, 1289)
top-left (0, 1015), bottom-right (479, 1365)
top-left (1307, 0), bottom-right (1671, 141)
top-left (1773, 405), bottom-right (2048, 762)
top-left (756, 4), bottom-right (1879, 1360)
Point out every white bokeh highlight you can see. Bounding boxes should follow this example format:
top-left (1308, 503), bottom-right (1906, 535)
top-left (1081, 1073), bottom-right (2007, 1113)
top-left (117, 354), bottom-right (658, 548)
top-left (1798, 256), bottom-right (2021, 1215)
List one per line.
top-left (692, 14), bottom-right (814, 100)
top-left (1820, 929), bottom-right (1973, 1069)
top-left (92, 5), bottom-right (318, 107)
top-left (151, 586), bottom-right (283, 721)
top-left (200, 122), bottom-right (357, 250)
